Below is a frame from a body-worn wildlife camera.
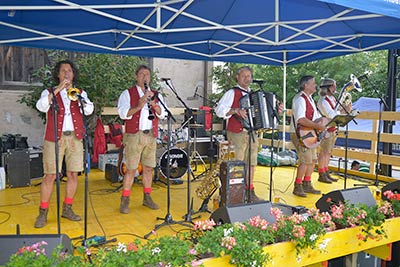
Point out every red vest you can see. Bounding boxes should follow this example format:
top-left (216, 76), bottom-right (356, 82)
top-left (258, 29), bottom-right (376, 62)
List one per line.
top-left (227, 88), bottom-right (244, 133)
top-left (300, 93), bottom-right (315, 121)
top-left (44, 88), bottom-right (85, 141)
top-left (124, 86), bottom-right (159, 137)
top-left (325, 96), bottom-right (337, 132)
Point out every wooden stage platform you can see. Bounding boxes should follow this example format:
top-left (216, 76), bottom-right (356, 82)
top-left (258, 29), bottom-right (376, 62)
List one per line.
top-left (0, 163), bottom-right (386, 247)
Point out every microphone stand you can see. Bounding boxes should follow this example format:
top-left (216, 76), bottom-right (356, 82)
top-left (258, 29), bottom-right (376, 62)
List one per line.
top-left (163, 79), bottom-right (201, 223)
top-left (144, 89), bottom-right (192, 239)
top-left (354, 76), bottom-right (389, 187)
top-left (330, 92), bottom-right (357, 189)
top-left (49, 82), bottom-right (62, 235)
top-left (71, 95), bottom-right (92, 248)
top-left (257, 82), bottom-right (280, 202)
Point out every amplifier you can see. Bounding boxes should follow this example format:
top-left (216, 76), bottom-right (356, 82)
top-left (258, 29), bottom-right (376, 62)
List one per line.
top-left (105, 163), bottom-right (122, 183)
top-left (29, 149), bottom-right (43, 179)
top-left (219, 160), bottom-right (246, 207)
top-left (1, 149), bottom-right (30, 188)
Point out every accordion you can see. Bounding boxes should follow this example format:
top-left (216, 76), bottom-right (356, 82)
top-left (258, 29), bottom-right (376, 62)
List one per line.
top-left (239, 90), bottom-right (278, 130)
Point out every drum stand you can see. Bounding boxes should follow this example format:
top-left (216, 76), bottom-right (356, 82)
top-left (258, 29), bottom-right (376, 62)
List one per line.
top-left (190, 124), bottom-right (208, 181)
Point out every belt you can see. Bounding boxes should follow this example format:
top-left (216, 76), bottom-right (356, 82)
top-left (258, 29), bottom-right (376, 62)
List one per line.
top-left (142, 130), bottom-right (151, 134)
top-left (62, 131), bottom-right (74, 136)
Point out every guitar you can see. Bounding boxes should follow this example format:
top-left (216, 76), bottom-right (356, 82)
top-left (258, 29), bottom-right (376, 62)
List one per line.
top-left (297, 117), bottom-right (330, 148)
top-left (117, 144), bottom-right (142, 177)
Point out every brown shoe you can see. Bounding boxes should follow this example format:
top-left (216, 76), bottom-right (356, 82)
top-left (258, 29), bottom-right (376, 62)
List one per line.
top-left (34, 207), bottom-right (48, 228)
top-left (326, 172), bottom-right (338, 182)
top-left (143, 193), bottom-right (159, 210)
top-left (61, 203), bottom-right (81, 221)
top-left (302, 181), bottom-right (321, 195)
top-left (293, 183), bottom-right (307, 197)
top-left (318, 173), bottom-right (332, 184)
top-left (249, 190), bottom-right (264, 203)
top-left (120, 196), bottom-right (130, 214)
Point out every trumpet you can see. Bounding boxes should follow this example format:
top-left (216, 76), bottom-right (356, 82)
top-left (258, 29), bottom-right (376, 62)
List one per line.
top-left (335, 74), bottom-right (362, 111)
top-left (67, 87), bottom-right (81, 101)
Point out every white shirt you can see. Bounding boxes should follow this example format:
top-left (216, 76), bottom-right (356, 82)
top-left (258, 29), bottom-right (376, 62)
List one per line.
top-left (289, 91), bottom-right (321, 133)
top-left (117, 85), bottom-right (167, 130)
top-left (215, 85), bottom-right (250, 119)
top-left (36, 88), bottom-right (94, 131)
top-left (317, 95), bottom-right (340, 119)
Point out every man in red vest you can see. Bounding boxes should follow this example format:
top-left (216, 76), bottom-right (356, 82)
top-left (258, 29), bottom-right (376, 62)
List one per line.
top-left (289, 75), bottom-right (325, 197)
top-left (215, 66), bottom-right (263, 203)
top-left (34, 60), bottom-right (94, 228)
top-left (317, 78), bottom-right (351, 183)
top-left (117, 65), bottom-right (166, 213)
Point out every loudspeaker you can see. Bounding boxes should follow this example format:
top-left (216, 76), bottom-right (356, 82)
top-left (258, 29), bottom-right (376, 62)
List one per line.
top-left (315, 186), bottom-right (376, 212)
top-left (0, 234), bottom-right (72, 265)
top-left (29, 149), bottom-right (43, 179)
top-left (1, 149), bottom-right (30, 187)
top-left (219, 160), bottom-right (246, 207)
top-left (382, 180), bottom-right (400, 200)
top-left (105, 163), bottom-right (122, 183)
top-left (210, 202), bottom-right (275, 225)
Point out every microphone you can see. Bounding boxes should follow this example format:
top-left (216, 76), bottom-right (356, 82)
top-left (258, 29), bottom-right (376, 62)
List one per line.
top-left (252, 79), bottom-right (264, 84)
top-left (161, 78), bottom-right (171, 81)
top-left (357, 71), bottom-right (372, 80)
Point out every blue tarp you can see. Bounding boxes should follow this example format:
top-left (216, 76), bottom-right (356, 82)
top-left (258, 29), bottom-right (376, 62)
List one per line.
top-left (1, 1), bottom-right (400, 66)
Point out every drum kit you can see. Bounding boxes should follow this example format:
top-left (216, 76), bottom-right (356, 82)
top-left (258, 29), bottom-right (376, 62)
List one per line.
top-left (156, 120), bottom-right (206, 180)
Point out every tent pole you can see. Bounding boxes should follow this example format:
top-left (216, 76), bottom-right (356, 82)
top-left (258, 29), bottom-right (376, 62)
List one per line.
top-left (282, 52), bottom-right (287, 151)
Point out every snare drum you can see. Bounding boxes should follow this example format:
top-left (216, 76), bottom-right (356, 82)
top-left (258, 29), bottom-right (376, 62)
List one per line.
top-left (159, 147), bottom-right (188, 179)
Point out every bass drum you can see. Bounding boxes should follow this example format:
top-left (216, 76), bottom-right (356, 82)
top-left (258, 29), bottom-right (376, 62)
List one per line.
top-left (159, 147), bottom-right (188, 179)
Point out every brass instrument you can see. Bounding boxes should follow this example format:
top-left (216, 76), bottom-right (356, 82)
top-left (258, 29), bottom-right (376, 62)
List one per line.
top-left (67, 87), bottom-right (81, 101)
top-left (144, 82), bottom-right (155, 120)
top-left (195, 142), bottom-right (228, 200)
top-left (335, 74), bottom-right (362, 111)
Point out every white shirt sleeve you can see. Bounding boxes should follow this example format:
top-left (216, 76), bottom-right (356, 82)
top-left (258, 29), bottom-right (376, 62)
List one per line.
top-left (117, 90), bottom-right (132, 120)
top-left (79, 90), bottom-right (94, 115)
top-left (318, 96), bottom-right (339, 119)
top-left (36, 89), bottom-right (51, 113)
top-left (215, 89), bottom-right (235, 119)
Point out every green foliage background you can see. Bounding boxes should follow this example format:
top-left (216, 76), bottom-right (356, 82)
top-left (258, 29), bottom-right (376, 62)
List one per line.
top-left (212, 50), bottom-right (389, 108)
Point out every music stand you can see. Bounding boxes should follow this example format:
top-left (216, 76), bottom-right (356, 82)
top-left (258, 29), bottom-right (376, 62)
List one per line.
top-left (327, 114), bottom-right (357, 189)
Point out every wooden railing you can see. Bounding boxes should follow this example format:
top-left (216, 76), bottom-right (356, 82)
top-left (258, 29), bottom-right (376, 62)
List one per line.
top-left (102, 107), bottom-right (400, 181)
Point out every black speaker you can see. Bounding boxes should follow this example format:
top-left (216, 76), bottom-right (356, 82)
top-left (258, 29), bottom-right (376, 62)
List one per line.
top-left (0, 234), bottom-right (72, 265)
top-left (29, 149), bottom-right (43, 179)
top-left (315, 187), bottom-right (376, 212)
top-left (1, 149), bottom-right (30, 187)
top-left (105, 163), bottom-right (121, 183)
top-left (210, 202), bottom-right (275, 224)
top-left (382, 180), bottom-right (400, 200)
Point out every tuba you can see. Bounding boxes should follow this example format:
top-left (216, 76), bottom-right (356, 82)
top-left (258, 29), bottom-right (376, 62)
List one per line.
top-left (67, 87), bottom-right (81, 101)
top-left (335, 74), bottom-right (362, 111)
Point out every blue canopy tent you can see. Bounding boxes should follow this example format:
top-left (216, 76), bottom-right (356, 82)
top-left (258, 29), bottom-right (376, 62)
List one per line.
top-left (1, 0), bottom-right (400, 65)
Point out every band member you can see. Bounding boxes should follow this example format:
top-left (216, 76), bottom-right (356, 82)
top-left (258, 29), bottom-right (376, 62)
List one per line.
top-left (215, 66), bottom-right (263, 203)
top-left (290, 75), bottom-right (324, 197)
top-left (34, 60), bottom-right (94, 228)
top-left (117, 65), bottom-right (167, 213)
top-left (317, 78), bottom-right (351, 183)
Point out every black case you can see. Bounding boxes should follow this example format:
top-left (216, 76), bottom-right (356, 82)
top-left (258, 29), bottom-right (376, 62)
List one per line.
top-left (2, 149), bottom-right (30, 187)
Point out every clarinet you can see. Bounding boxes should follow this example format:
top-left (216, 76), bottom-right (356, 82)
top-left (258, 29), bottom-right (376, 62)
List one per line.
top-left (144, 82), bottom-right (155, 120)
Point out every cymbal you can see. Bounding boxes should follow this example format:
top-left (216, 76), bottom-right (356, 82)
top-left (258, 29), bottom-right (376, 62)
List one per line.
top-left (189, 123), bottom-right (204, 129)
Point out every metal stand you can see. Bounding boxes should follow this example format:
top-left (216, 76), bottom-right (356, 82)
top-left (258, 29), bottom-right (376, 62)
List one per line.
top-left (190, 123), bottom-right (208, 180)
top-left (49, 83), bottom-right (62, 235)
top-left (144, 81), bottom-right (192, 239)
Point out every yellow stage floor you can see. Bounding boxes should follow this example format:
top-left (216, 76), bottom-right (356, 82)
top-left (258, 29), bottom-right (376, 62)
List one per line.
top-left (0, 163), bottom-right (383, 247)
